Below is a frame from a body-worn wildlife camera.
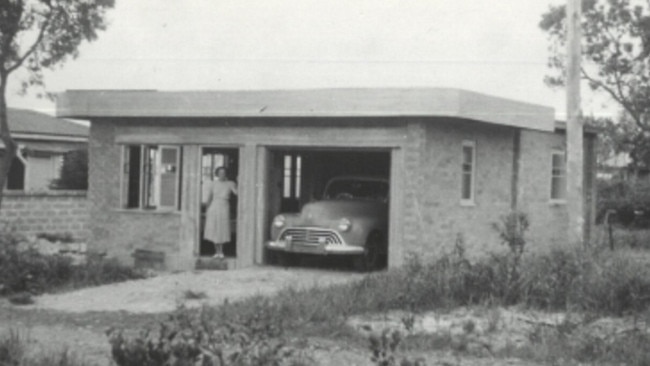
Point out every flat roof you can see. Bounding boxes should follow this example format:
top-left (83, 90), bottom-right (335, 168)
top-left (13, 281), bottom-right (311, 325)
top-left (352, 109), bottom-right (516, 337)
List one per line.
top-left (56, 88), bottom-right (555, 132)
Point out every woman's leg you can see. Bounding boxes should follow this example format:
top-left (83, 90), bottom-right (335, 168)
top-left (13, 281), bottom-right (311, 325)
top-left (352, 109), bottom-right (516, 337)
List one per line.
top-left (213, 242), bottom-right (224, 258)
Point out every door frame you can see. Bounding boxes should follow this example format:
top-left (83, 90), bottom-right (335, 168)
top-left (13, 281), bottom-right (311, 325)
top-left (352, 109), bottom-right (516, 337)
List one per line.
top-left (195, 144), bottom-right (243, 259)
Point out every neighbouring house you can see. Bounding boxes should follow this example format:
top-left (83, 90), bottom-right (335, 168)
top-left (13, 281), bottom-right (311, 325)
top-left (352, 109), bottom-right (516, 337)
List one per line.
top-left (0, 109), bottom-right (89, 240)
top-left (5, 108), bottom-right (88, 191)
top-left (56, 88), bottom-right (597, 271)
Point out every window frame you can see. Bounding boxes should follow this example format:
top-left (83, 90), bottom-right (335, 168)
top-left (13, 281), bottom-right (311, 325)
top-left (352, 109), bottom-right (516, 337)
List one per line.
top-left (460, 140), bottom-right (476, 206)
top-left (120, 144), bottom-right (182, 212)
top-left (550, 149), bottom-right (567, 204)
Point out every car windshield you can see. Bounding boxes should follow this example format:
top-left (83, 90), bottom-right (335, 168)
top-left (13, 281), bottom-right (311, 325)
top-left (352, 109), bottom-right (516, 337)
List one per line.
top-left (324, 179), bottom-right (388, 201)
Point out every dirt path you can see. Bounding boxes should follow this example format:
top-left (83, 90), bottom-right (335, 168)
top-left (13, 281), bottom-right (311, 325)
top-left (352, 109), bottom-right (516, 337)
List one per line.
top-left (28, 266), bottom-right (364, 313)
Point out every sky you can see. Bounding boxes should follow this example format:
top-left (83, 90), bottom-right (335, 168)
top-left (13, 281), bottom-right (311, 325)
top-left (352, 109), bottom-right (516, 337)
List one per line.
top-left (6, 0), bottom-right (611, 119)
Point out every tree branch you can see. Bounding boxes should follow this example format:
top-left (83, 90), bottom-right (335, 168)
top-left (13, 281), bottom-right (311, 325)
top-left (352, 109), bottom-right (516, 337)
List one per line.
top-left (580, 67), bottom-right (647, 130)
top-left (6, 10), bottom-right (53, 74)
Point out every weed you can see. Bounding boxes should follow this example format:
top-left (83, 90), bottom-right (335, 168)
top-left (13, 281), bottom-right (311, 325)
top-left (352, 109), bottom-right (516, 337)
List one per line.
top-left (108, 300), bottom-right (311, 366)
top-left (182, 289), bottom-right (208, 300)
top-left (0, 330), bottom-right (90, 366)
top-left (368, 329), bottom-right (426, 366)
top-left (8, 292), bottom-right (34, 305)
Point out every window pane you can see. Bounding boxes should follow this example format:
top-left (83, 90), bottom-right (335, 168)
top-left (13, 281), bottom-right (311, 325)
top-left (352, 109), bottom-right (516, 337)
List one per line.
top-left (462, 173), bottom-right (472, 200)
top-left (126, 146), bottom-right (141, 208)
top-left (295, 155), bottom-right (302, 198)
top-left (159, 147), bottom-right (179, 209)
top-left (550, 153), bottom-right (567, 199)
top-left (143, 146), bottom-right (159, 208)
top-left (461, 143), bottom-right (474, 201)
top-left (7, 157), bottom-right (25, 190)
top-left (551, 176), bottom-right (567, 200)
top-left (462, 146), bottom-right (473, 164)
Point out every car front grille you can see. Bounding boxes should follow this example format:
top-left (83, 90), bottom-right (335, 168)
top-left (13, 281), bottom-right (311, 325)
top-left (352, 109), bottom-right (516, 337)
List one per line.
top-left (279, 228), bottom-right (343, 246)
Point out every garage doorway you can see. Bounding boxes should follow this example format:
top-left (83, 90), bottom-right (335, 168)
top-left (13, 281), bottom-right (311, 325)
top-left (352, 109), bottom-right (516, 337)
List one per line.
top-left (265, 148), bottom-right (391, 269)
top-left (199, 147), bottom-right (239, 257)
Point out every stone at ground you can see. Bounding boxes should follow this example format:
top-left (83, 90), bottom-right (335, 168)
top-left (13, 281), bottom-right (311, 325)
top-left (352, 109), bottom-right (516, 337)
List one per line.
top-left (348, 306), bottom-right (650, 358)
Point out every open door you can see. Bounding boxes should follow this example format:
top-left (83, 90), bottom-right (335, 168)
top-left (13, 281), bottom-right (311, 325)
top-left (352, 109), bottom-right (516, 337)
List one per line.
top-left (199, 147), bottom-right (239, 257)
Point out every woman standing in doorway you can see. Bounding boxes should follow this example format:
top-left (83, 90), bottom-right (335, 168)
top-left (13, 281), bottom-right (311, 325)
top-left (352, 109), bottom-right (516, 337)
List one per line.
top-left (203, 167), bottom-right (237, 258)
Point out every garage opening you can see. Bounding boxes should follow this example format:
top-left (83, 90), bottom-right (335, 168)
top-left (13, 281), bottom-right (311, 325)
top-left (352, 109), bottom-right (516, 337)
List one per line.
top-left (265, 148), bottom-right (391, 270)
top-left (199, 147), bottom-right (239, 257)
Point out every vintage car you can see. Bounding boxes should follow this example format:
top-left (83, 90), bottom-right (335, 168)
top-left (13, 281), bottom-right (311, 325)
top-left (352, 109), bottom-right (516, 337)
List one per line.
top-left (266, 176), bottom-right (389, 271)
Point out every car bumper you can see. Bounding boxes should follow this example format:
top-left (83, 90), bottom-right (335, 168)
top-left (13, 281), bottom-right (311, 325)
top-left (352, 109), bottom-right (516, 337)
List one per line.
top-left (266, 240), bottom-right (365, 255)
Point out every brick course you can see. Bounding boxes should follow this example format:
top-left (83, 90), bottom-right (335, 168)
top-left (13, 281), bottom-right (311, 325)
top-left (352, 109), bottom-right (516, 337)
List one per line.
top-left (0, 191), bottom-right (88, 239)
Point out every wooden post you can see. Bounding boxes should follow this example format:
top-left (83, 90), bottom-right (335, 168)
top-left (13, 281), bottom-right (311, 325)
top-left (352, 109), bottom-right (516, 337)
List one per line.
top-left (566, 0), bottom-right (585, 244)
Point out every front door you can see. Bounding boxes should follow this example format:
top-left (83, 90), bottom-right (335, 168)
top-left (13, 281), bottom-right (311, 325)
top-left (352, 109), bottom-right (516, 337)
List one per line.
top-left (199, 147), bottom-right (239, 257)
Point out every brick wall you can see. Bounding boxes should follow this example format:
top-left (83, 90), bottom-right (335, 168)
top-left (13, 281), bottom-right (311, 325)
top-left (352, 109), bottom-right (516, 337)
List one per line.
top-left (88, 121), bottom-right (182, 268)
top-left (403, 118), bottom-right (516, 261)
top-left (0, 191), bottom-right (88, 239)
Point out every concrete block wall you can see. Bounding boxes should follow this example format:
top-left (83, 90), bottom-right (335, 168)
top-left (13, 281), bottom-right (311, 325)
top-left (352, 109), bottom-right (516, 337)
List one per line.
top-left (89, 121), bottom-right (182, 267)
top-left (518, 130), bottom-right (570, 250)
top-left (404, 118), bottom-right (515, 261)
top-left (0, 191), bottom-right (88, 239)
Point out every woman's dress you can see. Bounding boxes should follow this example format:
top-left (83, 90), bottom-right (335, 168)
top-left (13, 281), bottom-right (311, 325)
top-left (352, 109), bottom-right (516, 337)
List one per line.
top-left (204, 180), bottom-right (236, 244)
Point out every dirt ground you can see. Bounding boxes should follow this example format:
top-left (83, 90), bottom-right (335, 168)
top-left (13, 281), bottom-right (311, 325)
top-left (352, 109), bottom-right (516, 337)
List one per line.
top-left (0, 266), bottom-right (545, 366)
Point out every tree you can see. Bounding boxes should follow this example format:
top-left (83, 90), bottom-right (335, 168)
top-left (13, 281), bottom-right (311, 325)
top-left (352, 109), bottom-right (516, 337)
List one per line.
top-left (50, 148), bottom-right (87, 190)
top-left (540, 0), bottom-right (650, 132)
top-left (0, 0), bottom-right (114, 207)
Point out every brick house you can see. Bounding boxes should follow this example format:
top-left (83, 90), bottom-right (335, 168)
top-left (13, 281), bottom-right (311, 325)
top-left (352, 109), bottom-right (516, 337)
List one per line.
top-left (56, 88), bottom-right (597, 270)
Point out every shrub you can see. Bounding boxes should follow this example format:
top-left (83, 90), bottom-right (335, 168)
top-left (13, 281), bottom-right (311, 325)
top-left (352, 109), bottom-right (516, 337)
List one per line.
top-left (0, 230), bottom-right (144, 296)
top-left (0, 330), bottom-right (90, 366)
top-left (50, 149), bottom-right (88, 190)
top-left (597, 178), bottom-right (650, 227)
top-left (108, 300), bottom-right (311, 366)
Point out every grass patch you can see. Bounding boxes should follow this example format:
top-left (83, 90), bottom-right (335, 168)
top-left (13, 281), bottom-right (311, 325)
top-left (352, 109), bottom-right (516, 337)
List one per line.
top-left (0, 330), bottom-right (91, 366)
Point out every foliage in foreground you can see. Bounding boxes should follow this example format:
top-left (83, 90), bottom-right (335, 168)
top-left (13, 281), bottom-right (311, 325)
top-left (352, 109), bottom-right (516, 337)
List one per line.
top-left (0, 330), bottom-right (91, 366)
top-left (107, 245), bottom-right (650, 365)
top-left (0, 229), bottom-right (144, 297)
top-left (108, 299), bottom-right (312, 366)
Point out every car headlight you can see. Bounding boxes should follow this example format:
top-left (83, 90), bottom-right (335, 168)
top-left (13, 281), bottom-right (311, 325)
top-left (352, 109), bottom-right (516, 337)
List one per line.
top-left (273, 215), bottom-right (286, 228)
top-left (337, 218), bottom-right (352, 232)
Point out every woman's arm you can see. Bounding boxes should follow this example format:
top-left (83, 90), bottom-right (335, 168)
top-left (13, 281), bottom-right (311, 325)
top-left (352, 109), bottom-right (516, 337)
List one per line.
top-left (230, 181), bottom-right (238, 195)
top-left (202, 181), bottom-right (213, 206)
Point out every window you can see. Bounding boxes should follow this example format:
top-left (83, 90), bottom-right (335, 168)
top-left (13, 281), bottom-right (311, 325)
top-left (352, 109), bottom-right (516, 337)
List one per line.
top-left (282, 154), bottom-right (302, 199)
top-left (122, 145), bottom-right (182, 210)
top-left (52, 155), bottom-right (64, 181)
top-left (461, 140), bottom-right (476, 203)
top-left (550, 150), bottom-right (567, 201)
top-left (7, 156), bottom-right (25, 190)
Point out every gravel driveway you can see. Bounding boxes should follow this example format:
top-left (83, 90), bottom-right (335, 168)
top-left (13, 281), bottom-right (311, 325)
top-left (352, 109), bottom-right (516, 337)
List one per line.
top-left (28, 266), bottom-right (364, 313)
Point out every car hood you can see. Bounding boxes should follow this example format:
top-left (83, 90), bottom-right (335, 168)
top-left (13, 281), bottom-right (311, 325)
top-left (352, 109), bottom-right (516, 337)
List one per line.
top-left (300, 200), bottom-right (386, 221)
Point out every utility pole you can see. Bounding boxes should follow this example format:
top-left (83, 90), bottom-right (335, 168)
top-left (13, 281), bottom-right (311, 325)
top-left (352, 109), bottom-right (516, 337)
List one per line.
top-left (566, 0), bottom-right (584, 245)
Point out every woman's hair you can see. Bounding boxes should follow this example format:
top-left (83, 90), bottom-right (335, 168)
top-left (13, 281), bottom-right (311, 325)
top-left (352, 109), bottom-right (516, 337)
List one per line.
top-left (215, 166), bottom-right (227, 176)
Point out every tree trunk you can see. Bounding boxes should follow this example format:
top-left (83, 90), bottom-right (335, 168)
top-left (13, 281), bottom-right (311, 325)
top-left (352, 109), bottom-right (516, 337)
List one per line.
top-left (0, 72), bottom-right (18, 210)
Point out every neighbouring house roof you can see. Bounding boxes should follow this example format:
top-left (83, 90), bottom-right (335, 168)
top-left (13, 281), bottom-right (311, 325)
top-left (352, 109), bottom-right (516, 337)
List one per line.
top-left (56, 88), bottom-right (556, 132)
top-left (8, 108), bottom-right (88, 140)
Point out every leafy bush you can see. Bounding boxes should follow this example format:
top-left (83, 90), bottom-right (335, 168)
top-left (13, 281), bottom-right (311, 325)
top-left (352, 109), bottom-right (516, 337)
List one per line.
top-left (597, 178), bottom-right (650, 226)
top-left (50, 149), bottom-right (88, 190)
top-left (0, 330), bottom-right (90, 366)
top-left (108, 300), bottom-right (312, 366)
top-left (0, 228), bottom-right (144, 296)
